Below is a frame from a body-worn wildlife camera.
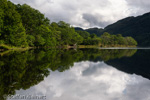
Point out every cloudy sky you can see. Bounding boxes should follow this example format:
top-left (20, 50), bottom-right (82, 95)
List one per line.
top-left (10, 0), bottom-right (150, 28)
top-left (15, 61), bottom-right (150, 100)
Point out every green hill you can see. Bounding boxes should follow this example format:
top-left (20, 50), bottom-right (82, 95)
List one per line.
top-left (102, 12), bottom-right (150, 47)
top-left (75, 12), bottom-right (150, 47)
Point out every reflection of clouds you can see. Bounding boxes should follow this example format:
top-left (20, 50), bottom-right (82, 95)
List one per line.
top-left (16, 61), bottom-right (150, 100)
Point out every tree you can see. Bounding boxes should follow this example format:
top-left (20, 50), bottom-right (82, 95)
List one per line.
top-left (125, 37), bottom-right (137, 46)
top-left (16, 4), bottom-right (50, 35)
top-left (70, 31), bottom-right (83, 45)
top-left (76, 30), bottom-right (90, 39)
top-left (0, 9), bottom-right (4, 44)
top-left (16, 4), bottom-right (57, 47)
top-left (0, 0), bottom-right (27, 47)
top-left (38, 25), bottom-right (57, 47)
top-left (90, 33), bottom-right (97, 38)
top-left (52, 21), bottom-right (83, 46)
top-left (26, 35), bottom-right (35, 46)
top-left (101, 32), bottom-right (111, 46)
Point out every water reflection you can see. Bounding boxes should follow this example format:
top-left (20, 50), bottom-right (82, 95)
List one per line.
top-left (0, 49), bottom-right (150, 100)
top-left (16, 61), bottom-right (150, 100)
top-left (106, 50), bottom-right (150, 79)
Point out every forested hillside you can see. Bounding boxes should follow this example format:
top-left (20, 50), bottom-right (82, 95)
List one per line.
top-left (102, 12), bottom-right (150, 46)
top-left (75, 12), bottom-right (150, 47)
top-left (0, 0), bottom-right (137, 49)
top-left (75, 27), bottom-right (103, 36)
top-left (0, 0), bottom-right (83, 48)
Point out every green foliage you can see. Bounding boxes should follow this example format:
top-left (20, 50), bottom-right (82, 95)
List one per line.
top-left (16, 4), bottom-right (49, 35)
top-left (76, 31), bottom-right (102, 46)
top-left (51, 21), bottom-right (83, 46)
top-left (76, 30), bottom-right (137, 47)
top-left (0, 1), bottom-right (27, 47)
top-left (90, 33), bottom-right (97, 38)
top-left (16, 4), bottom-right (52, 47)
top-left (0, 40), bottom-right (4, 44)
top-left (100, 32), bottom-right (137, 47)
top-left (26, 35), bottom-right (35, 46)
top-left (0, 9), bottom-right (4, 35)
top-left (125, 37), bottom-right (138, 46)
top-left (76, 30), bottom-right (90, 39)
top-left (101, 32), bottom-right (111, 46)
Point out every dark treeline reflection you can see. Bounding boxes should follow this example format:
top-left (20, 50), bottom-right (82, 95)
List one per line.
top-left (106, 49), bottom-right (150, 80)
top-left (0, 49), bottom-right (137, 99)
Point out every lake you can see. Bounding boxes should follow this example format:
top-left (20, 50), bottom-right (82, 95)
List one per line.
top-left (0, 48), bottom-right (150, 100)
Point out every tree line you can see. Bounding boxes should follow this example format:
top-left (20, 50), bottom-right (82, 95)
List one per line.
top-left (0, 0), bottom-right (137, 48)
top-left (76, 31), bottom-right (137, 47)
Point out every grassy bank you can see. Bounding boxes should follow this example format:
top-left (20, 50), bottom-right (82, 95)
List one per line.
top-left (0, 44), bottom-right (31, 51)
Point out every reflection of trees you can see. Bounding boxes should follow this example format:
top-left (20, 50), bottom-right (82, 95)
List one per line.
top-left (98, 49), bottom-right (137, 61)
top-left (0, 50), bottom-right (50, 100)
top-left (0, 49), bottom-right (84, 99)
top-left (80, 49), bottom-right (137, 61)
top-left (0, 49), bottom-right (137, 99)
top-left (106, 50), bottom-right (150, 80)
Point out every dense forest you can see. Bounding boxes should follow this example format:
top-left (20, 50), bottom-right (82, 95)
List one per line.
top-left (0, 0), bottom-right (137, 49)
top-left (76, 31), bottom-right (137, 47)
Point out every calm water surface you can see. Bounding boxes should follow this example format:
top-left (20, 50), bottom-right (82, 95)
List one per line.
top-left (0, 48), bottom-right (150, 100)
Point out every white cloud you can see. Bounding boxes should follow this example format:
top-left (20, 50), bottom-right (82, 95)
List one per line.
top-left (10, 0), bottom-right (150, 28)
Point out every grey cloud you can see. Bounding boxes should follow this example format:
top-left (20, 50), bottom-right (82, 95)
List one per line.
top-left (126, 0), bottom-right (150, 9)
top-left (82, 62), bottom-right (106, 76)
top-left (82, 13), bottom-right (111, 27)
top-left (126, 0), bottom-right (150, 16)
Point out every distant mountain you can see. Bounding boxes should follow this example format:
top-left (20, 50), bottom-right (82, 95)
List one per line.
top-left (75, 12), bottom-right (150, 47)
top-left (85, 28), bottom-right (104, 36)
top-left (102, 12), bottom-right (150, 47)
top-left (74, 27), bottom-right (84, 31)
top-left (75, 27), bottom-right (103, 36)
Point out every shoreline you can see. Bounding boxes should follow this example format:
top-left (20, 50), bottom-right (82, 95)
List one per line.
top-left (0, 44), bottom-right (138, 50)
top-left (1, 45), bottom-right (150, 56)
